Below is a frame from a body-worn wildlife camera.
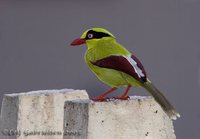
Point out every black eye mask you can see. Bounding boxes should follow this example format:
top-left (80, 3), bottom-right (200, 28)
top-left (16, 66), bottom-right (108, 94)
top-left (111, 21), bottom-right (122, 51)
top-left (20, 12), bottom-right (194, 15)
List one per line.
top-left (85, 30), bottom-right (111, 40)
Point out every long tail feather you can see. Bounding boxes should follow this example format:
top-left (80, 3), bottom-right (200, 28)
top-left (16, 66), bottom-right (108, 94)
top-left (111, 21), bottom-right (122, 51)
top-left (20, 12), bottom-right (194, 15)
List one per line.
top-left (143, 80), bottom-right (180, 120)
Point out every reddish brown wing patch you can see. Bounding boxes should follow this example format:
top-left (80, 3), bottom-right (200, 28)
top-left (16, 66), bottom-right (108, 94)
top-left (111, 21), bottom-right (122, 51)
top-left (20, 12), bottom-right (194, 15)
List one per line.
top-left (91, 55), bottom-right (147, 83)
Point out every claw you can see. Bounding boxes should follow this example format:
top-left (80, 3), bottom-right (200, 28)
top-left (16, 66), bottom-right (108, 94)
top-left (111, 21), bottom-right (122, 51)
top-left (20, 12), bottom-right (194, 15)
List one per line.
top-left (90, 97), bottom-right (109, 102)
top-left (113, 85), bottom-right (131, 100)
top-left (90, 87), bottom-right (117, 102)
top-left (113, 96), bottom-right (130, 100)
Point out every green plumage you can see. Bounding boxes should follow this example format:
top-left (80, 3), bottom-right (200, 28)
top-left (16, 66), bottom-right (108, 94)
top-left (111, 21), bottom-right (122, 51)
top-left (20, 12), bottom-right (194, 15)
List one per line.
top-left (71, 27), bottom-right (180, 120)
top-left (85, 37), bottom-right (142, 87)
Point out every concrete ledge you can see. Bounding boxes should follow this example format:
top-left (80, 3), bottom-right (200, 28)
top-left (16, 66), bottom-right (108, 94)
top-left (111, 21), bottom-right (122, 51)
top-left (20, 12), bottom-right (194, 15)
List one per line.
top-left (0, 89), bottom-right (89, 139)
top-left (0, 89), bottom-right (176, 139)
top-left (64, 96), bottom-right (176, 139)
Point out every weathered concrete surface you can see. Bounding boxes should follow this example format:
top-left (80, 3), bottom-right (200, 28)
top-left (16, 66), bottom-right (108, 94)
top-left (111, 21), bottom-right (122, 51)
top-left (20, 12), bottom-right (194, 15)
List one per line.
top-left (0, 89), bottom-right (89, 139)
top-left (64, 96), bottom-right (176, 139)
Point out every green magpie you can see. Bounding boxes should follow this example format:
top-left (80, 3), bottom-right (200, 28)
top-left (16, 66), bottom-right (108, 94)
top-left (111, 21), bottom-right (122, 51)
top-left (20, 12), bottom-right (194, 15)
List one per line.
top-left (70, 28), bottom-right (180, 120)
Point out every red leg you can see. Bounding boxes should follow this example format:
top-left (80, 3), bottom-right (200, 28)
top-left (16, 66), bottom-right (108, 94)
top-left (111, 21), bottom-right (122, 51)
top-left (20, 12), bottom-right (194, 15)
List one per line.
top-left (114, 85), bottom-right (131, 100)
top-left (91, 87), bottom-right (117, 101)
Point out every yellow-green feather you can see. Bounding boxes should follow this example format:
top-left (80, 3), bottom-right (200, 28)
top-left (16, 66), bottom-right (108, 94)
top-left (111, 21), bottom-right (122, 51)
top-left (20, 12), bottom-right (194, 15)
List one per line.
top-left (84, 37), bottom-right (142, 87)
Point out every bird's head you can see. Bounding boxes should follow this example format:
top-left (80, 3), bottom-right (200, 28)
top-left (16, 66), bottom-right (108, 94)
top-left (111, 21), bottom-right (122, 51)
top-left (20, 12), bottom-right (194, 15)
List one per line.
top-left (70, 28), bottom-right (115, 48)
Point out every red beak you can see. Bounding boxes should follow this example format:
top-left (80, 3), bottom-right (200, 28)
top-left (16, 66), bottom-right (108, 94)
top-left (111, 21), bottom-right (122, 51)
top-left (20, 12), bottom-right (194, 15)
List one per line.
top-left (70, 38), bottom-right (86, 46)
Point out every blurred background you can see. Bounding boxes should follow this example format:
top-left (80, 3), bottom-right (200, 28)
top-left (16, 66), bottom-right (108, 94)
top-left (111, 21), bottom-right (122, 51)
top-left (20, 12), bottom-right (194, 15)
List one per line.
top-left (0, 0), bottom-right (199, 138)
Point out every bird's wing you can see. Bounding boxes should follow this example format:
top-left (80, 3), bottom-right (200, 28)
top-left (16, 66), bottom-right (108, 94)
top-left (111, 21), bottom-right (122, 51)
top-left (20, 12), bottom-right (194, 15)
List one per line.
top-left (91, 55), bottom-right (147, 83)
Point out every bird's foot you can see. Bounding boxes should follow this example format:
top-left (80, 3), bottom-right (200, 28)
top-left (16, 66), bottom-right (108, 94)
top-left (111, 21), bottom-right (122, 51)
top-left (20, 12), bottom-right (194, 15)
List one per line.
top-left (90, 97), bottom-right (109, 102)
top-left (113, 96), bottom-right (130, 100)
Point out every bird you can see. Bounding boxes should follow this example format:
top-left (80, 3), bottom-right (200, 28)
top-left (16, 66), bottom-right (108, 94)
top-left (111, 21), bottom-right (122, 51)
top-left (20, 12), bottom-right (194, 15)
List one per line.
top-left (70, 27), bottom-right (180, 120)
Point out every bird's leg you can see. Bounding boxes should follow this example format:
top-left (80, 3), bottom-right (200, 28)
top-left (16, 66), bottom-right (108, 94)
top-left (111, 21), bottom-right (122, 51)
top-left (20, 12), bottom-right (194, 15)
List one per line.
top-left (90, 87), bottom-right (117, 101)
top-left (113, 85), bottom-right (131, 100)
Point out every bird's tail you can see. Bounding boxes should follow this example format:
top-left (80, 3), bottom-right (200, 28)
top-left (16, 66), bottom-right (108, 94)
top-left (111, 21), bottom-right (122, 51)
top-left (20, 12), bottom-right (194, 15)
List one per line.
top-left (143, 80), bottom-right (180, 120)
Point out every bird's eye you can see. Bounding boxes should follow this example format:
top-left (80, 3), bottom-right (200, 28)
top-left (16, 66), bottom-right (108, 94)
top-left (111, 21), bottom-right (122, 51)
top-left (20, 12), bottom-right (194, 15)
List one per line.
top-left (87, 33), bottom-right (93, 39)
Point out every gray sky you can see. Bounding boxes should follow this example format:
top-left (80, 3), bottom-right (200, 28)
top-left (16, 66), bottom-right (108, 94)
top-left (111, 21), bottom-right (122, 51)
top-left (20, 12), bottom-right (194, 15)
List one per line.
top-left (0, 0), bottom-right (200, 138)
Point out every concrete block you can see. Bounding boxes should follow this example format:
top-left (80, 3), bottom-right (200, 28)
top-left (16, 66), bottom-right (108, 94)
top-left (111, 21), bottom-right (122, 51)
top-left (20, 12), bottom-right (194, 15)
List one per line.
top-left (0, 89), bottom-right (89, 139)
top-left (64, 96), bottom-right (176, 139)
